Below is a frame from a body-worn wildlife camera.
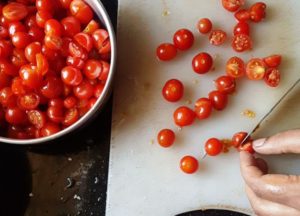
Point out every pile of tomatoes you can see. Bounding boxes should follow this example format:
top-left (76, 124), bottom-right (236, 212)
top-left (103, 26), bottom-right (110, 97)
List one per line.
top-left (0, 0), bottom-right (111, 139)
top-left (156, 0), bottom-right (282, 174)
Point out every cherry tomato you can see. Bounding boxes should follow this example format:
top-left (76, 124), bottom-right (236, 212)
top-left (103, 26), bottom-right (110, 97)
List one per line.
top-left (98, 61), bottom-right (110, 81)
top-left (0, 59), bottom-right (18, 76)
top-left (205, 138), bottom-right (223, 156)
top-left (70, 0), bottom-right (93, 24)
top-left (192, 52), bottom-right (213, 74)
top-left (173, 29), bottom-right (194, 51)
top-left (63, 108), bottom-right (79, 126)
top-left (40, 76), bottom-right (63, 99)
top-left (84, 59), bottom-right (103, 80)
top-left (232, 131), bottom-right (248, 148)
top-left (264, 68), bottom-right (280, 87)
top-left (11, 48), bottom-right (27, 68)
top-left (194, 98), bottom-right (213, 120)
top-left (83, 20), bottom-right (100, 35)
top-left (74, 32), bottom-right (93, 52)
top-left (18, 92), bottom-right (40, 110)
top-left (2, 2), bottom-right (28, 21)
top-left (68, 41), bottom-right (88, 60)
top-left (94, 83), bottom-right (104, 98)
top-left (235, 9), bottom-right (251, 22)
top-left (180, 156), bottom-right (198, 174)
top-left (58, 37), bottom-right (72, 57)
top-left (197, 18), bottom-right (212, 34)
top-left (0, 87), bottom-right (15, 107)
top-left (0, 26), bottom-right (9, 39)
top-left (61, 66), bottom-right (83, 86)
top-left (44, 34), bottom-right (63, 50)
top-left (67, 56), bottom-right (85, 69)
top-left (234, 22), bottom-right (250, 36)
top-left (61, 16), bottom-right (81, 37)
top-left (47, 105), bottom-right (64, 123)
top-left (250, 2), bottom-right (266, 23)
top-left (209, 30), bottom-right (227, 46)
top-left (232, 34), bottom-right (252, 52)
top-left (36, 53), bottom-right (49, 76)
top-left (36, 10), bottom-right (52, 28)
top-left (28, 26), bottom-right (45, 42)
top-left (162, 79), bottom-right (184, 102)
top-left (208, 90), bottom-right (228, 111)
top-left (36, 0), bottom-right (54, 12)
top-left (64, 96), bottom-right (77, 109)
top-left (226, 56), bottom-right (245, 78)
top-left (215, 76), bottom-right (236, 94)
top-left (42, 44), bottom-right (59, 60)
top-left (222, 0), bottom-right (245, 12)
top-left (25, 15), bottom-right (38, 28)
top-left (24, 42), bottom-right (42, 63)
top-left (48, 98), bottom-right (64, 108)
top-left (0, 70), bottom-right (11, 89)
top-left (27, 110), bottom-right (46, 129)
top-left (157, 129), bottom-right (175, 148)
top-left (0, 40), bottom-right (13, 58)
top-left (173, 106), bottom-right (196, 127)
top-left (92, 29), bottom-right (111, 54)
top-left (11, 77), bottom-right (27, 95)
top-left (73, 80), bottom-right (94, 100)
top-left (8, 21), bottom-right (26, 37)
top-left (246, 58), bottom-right (266, 80)
top-left (40, 122), bottom-right (60, 137)
top-left (263, 55), bottom-right (282, 68)
top-left (12, 32), bottom-right (32, 49)
top-left (156, 43), bottom-right (177, 61)
top-left (239, 141), bottom-right (255, 154)
top-left (5, 107), bottom-right (27, 125)
top-left (44, 19), bottom-right (63, 36)
top-left (59, 0), bottom-right (72, 8)
top-left (19, 64), bottom-right (42, 88)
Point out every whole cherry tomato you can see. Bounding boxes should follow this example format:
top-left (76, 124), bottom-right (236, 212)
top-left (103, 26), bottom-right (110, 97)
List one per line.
top-left (44, 19), bottom-right (63, 36)
top-left (84, 59), bottom-right (103, 80)
top-left (19, 64), bottom-right (42, 88)
top-left (41, 76), bottom-right (63, 98)
top-left (61, 66), bottom-right (83, 86)
top-left (215, 76), bottom-right (236, 94)
top-left (208, 90), bottom-right (228, 111)
top-left (36, 0), bottom-right (54, 12)
top-left (24, 42), bottom-right (42, 63)
top-left (180, 156), bottom-right (199, 174)
top-left (173, 106), bottom-right (196, 127)
top-left (36, 10), bottom-right (52, 28)
top-left (61, 16), bottom-right (81, 37)
top-left (69, 0), bottom-right (93, 24)
top-left (5, 107), bottom-right (27, 125)
top-left (173, 29), bottom-right (194, 51)
top-left (73, 80), bottom-right (94, 100)
top-left (205, 138), bottom-right (223, 156)
top-left (12, 32), bottom-right (32, 49)
top-left (192, 52), bottom-right (213, 74)
top-left (162, 79), bottom-right (184, 102)
top-left (197, 18), bottom-right (212, 34)
top-left (234, 22), bottom-right (250, 36)
top-left (194, 98), bottom-right (213, 120)
top-left (157, 129), bottom-right (175, 148)
top-left (8, 21), bottom-right (26, 37)
top-left (222, 0), bottom-right (245, 12)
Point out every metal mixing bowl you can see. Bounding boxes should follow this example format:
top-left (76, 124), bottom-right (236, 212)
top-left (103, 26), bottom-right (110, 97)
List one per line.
top-left (0, 0), bottom-right (117, 145)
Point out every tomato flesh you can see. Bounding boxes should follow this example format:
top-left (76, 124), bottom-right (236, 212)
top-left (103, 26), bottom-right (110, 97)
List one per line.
top-left (232, 34), bottom-right (252, 52)
top-left (250, 2), bottom-right (266, 23)
top-left (226, 56), bottom-right (245, 78)
top-left (222, 0), bottom-right (245, 12)
top-left (264, 68), bottom-right (280, 87)
top-left (209, 30), bottom-right (227, 46)
top-left (246, 58), bottom-right (266, 80)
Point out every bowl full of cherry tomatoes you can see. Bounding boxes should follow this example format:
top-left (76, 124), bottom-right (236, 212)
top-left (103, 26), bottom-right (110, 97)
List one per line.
top-left (0, 0), bottom-right (116, 144)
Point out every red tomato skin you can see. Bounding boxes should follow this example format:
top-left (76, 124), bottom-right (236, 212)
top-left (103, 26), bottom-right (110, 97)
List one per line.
top-left (28, 27), bottom-right (45, 42)
top-left (234, 22), bottom-right (250, 36)
top-left (84, 59), bottom-right (103, 80)
top-left (173, 106), bottom-right (196, 127)
top-left (74, 32), bottom-right (93, 52)
top-left (180, 156), bottom-right (199, 174)
top-left (232, 131), bottom-right (248, 148)
top-left (36, 10), bottom-right (52, 28)
top-left (69, 0), bottom-right (93, 24)
top-left (264, 68), bottom-right (280, 87)
top-left (157, 129), bottom-right (175, 148)
top-left (0, 40), bottom-right (13, 59)
top-left (250, 2), bottom-right (266, 23)
top-left (263, 55), bottom-right (282, 68)
top-left (235, 9), bottom-right (251, 22)
top-left (24, 42), bottom-right (42, 63)
top-left (209, 30), bottom-right (227, 46)
top-left (205, 138), bottom-right (223, 156)
top-left (208, 90), bottom-right (228, 111)
top-left (12, 32), bottom-right (32, 49)
top-left (162, 79), bottom-right (184, 102)
top-left (194, 98), bottom-right (213, 120)
top-left (197, 18), bottom-right (212, 34)
top-left (215, 76), bottom-right (236, 94)
top-left (8, 21), bottom-right (26, 37)
top-left (73, 80), bottom-right (94, 100)
top-left (61, 66), bottom-right (83, 86)
top-left (156, 43), bottom-right (177, 61)
top-left (192, 52), bottom-right (213, 74)
top-left (94, 83), bottom-right (104, 98)
top-left (2, 2), bottom-right (29, 21)
top-left (239, 141), bottom-right (255, 154)
top-left (40, 122), bottom-right (60, 137)
top-left (173, 29), bottom-right (194, 51)
top-left (5, 107), bottom-right (27, 125)
top-left (222, 0), bottom-right (245, 12)
top-left (44, 19), bottom-right (63, 36)
top-left (40, 76), bottom-right (64, 99)
top-left (63, 108), bottom-right (79, 126)
top-left (67, 56), bottom-right (85, 69)
top-left (61, 16), bottom-right (81, 37)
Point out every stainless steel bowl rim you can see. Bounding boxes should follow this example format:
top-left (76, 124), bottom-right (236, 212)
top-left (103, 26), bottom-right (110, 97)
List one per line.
top-left (0, 0), bottom-right (117, 145)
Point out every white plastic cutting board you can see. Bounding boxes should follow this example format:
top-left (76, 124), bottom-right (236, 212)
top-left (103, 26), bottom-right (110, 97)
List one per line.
top-left (106, 1), bottom-right (300, 215)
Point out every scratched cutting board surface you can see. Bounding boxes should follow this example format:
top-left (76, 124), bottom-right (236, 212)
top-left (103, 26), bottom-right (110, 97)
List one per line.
top-left (106, 1), bottom-right (300, 215)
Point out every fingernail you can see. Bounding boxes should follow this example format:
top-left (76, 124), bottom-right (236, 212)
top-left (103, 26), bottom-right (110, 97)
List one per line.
top-left (253, 138), bottom-right (266, 148)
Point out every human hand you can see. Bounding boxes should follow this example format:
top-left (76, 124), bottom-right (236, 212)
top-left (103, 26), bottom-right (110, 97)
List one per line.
top-left (240, 129), bottom-right (300, 216)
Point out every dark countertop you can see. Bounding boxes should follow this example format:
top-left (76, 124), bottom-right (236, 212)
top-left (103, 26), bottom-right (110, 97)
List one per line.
top-left (0, 1), bottom-right (248, 215)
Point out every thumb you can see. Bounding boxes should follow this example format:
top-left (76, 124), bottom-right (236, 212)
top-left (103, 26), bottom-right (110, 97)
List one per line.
top-left (253, 129), bottom-right (300, 155)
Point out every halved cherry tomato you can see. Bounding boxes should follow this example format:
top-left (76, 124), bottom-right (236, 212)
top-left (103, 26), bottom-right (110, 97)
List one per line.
top-left (5, 107), bottom-right (27, 125)
top-left (18, 92), bottom-right (40, 110)
top-left (63, 108), bottom-right (79, 126)
top-left (74, 32), bottom-right (93, 52)
top-left (42, 44), bottom-right (59, 60)
top-left (264, 68), bottom-right (280, 87)
top-left (192, 52), bottom-right (213, 74)
top-left (2, 2), bottom-right (28, 21)
top-left (40, 76), bottom-right (63, 98)
top-left (94, 83), bottom-right (104, 98)
top-left (28, 27), bottom-right (45, 42)
top-left (11, 48), bottom-right (27, 68)
top-left (197, 18), bottom-right (212, 34)
top-left (250, 2), bottom-right (266, 23)
top-left (73, 80), bottom-right (94, 100)
top-left (0, 59), bottom-right (18, 76)
top-left (12, 32), bottom-right (32, 49)
top-left (209, 30), bottom-right (227, 46)
top-left (8, 21), bottom-right (26, 37)
top-left (235, 9), bottom-right (250, 22)
top-left (68, 41), bottom-right (88, 60)
top-left (36, 10), bottom-right (52, 28)
top-left (162, 79), bottom-right (184, 102)
top-left (19, 64), bottom-right (42, 88)
top-left (226, 56), bottom-right (245, 78)
top-left (44, 19), bottom-right (63, 36)
top-left (0, 87), bottom-right (15, 107)
top-left (83, 20), bottom-right (100, 35)
top-left (61, 16), bottom-right (81, 37)
top-left (246, 58), bottom-right (266, 80)
top-left (232, 34), bottom-right (252, 52)
top-left (27, 110), bottom-right (47, 129)
top-left (239, 141), bottom-right (255, 154)
top-left (40, 122), bottom-right (60, 137)
top-left (64, 96), bottom-right (77, 109)
top-left (84, 59), bottom-right (103, 80)
top-left (44, 34), bottom-right (63, 50)
top-left (194, 98), bottom-right (213, 120)
top-left (157, 129), bottom-right (175, 148)
top-left (24, 42), bottom-right (42, 63)
top-left (36, 53), bottom-right (49, 76)
top-left (66, 56), bottom-right (85, 69)
top-left (180, 156), bottom-right (198, 174)
top-left (263, 55), bottom-right (282, 68)
top-left (61, 66), bottom-right (83, 86)
top-left (69, 0), bottom-right (93, 24)
top-left (156, 43), bottom-right (177, 61)
top-left (234, 22), bottom-right (250, 36)
top-left (222, 0), bottom-right (245, 12)
top-left (205, 138), bottom-right (223, 156)
top-left (11, 77), bottom-right (27, 95)
top-left (47, 106), bottom-right (64, 123)
top-left (92, 29), bottom-right (111, 54)
top-left (0, 40), bottom-right (13, 58)
top-left (232, 131), bottom-right (248, 148)
top-left (208, 90), bottom-right (228, 111)
top-left (215, 76), bottom-right (236, 94)
top-left (98, 61), bottom-right (110, 81)
top-left (173, 29), bottom-right (194, 51)
top-left (173, 106), bottom-right (196, 127)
